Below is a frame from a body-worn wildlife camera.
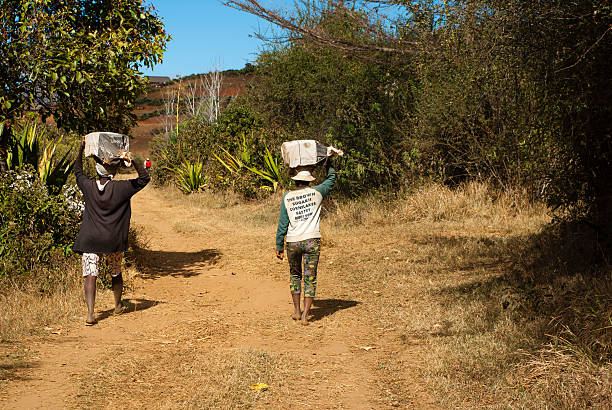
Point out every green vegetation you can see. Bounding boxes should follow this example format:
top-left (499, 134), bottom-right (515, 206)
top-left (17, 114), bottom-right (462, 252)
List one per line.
top-left (4, 117), bottom-right (76, 194)
top-left (0, 164), bottom-right (82, 279)
top-left (165, 157), bottom-right (207, 194)
top-left (0, 116), bottom-right (84, 285)
top-left (1, 0), bottom-right (169, 280)
top-left (0, 0), bottom-right (170, 168)
top-left (218, 0), bottom-right (612, 221)
top-left (0, 0), bottom-right (168, 340)
top-left (150, 103), bottom-right (286, 198)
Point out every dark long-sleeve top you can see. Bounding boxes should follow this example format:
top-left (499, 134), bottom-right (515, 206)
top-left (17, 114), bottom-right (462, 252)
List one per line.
top-left (72, 146), bottom-right (150, 254)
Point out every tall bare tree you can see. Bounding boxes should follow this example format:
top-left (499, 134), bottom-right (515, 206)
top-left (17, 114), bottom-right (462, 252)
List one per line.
top-left (203, 62), bottom-right (223, 123)
top-left (185, 75), bottom-right (205, 118)
top-left (161, 88), bottom-right (177, 138)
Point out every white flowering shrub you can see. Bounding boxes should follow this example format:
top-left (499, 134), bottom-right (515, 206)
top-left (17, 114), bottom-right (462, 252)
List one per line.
top-left (0, 166), bottom-right (83, 277)
top-left (61, 183), bottom-right (85, 215)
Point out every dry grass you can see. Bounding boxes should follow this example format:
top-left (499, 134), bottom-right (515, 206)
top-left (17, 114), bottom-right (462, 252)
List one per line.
top-left (0, 261), bottom-right (82, 343)
top-left (156, 185), bottom-right (281, 230)
top-left (172, 220), bottom-right (209, 233)
top-left (75, 343), bottom-right (292, 409)
top-left (0, 263), bottom-right (141, 341)
top-left (317, 181), bottom-right (610, 408)
top-left (519, 344), bottom-right (612, 408)
top-left (0, 281), bottom-right (81, 342)
top-left (0, 260), bottom-right (82, 385)
top-left (0, 258), bottom-right (140, 387)
top-left (4, 180), bottom-right (610, 408)
top-left (327, 182), bottom-right (548, 231)
top-left (157, 179), bottom-right (608, 407)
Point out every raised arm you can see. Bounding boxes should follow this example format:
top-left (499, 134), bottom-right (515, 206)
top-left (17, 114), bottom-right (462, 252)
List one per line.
top-left (74, 139), bottom-right (88, 188)
top-left (130, 155), bottom-right (151, 190)
top-left (313, 164), bottom-right (336, 198)
top-left (275, 194), bottom-right (289, 258)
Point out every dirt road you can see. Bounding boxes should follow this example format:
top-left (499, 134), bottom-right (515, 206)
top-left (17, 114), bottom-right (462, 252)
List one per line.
top-left (0, 184), bottom-right (432, 409)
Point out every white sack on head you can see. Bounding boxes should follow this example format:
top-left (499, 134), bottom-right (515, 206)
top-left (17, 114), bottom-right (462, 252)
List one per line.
top-left (281, 140), bottom-right (342, 168)
top-left (84, 132), bottom-right (131, 167)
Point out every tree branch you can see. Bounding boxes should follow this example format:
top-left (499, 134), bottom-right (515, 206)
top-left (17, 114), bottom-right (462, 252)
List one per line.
top-left (223, 0), bottom-right (417, 56)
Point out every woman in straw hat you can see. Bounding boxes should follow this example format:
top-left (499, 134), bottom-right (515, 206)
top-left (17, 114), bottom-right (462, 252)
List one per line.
top-left (275, 160), bottom-right (336, 325)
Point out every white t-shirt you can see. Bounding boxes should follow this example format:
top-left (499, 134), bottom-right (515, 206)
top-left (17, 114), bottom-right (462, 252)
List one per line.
top-left (283, 187), bottom-right (324, 243)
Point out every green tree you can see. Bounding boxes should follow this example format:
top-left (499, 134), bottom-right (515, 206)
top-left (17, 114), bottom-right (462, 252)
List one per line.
top-left (242, 5), bottom-right (416, 195)
top-left (0, 0), bottom-right (170, 170)
top-left (229, 0), bottom-right (612, 223)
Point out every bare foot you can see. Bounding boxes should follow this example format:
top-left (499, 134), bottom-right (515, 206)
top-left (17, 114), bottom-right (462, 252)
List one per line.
top-left (114, 300), bottom-right (127, 315)
top-left (291, 312), bottom-right (302, 320)
top-left (301, 319), bottom-right (310, 326)
top-left (85, 318), bottom-right (97, 326)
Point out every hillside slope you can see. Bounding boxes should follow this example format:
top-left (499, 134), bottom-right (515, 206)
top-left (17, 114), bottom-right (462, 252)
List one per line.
top-left (130, 71), bottom-right (252, 155)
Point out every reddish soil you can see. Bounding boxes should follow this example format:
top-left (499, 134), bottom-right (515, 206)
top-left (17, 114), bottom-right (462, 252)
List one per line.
top-left (129, 73), bottom-right (251, 156)
top-left (0, 182), bottom-right (436, 408)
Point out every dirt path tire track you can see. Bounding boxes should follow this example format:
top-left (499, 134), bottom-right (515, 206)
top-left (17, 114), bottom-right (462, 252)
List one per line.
top-left (0, 185), bottom-right (404, 409)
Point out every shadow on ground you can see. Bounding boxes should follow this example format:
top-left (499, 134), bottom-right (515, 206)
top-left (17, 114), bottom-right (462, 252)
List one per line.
top-left (0, 343), bottom-right (38, 382)
top-left (96, 298), bottom-right (162, 322)
top-left (132, 248), bottom-right (222, 278)
top-left (425, 221), bottom-right (612, 361)
top-left (309, 298), bottom-right (360, 322)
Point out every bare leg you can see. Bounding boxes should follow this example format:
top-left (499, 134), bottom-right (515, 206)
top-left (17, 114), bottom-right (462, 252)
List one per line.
top-left (112, 274), bottom-right (123, 313)
top-left (84, 276), bottom-right (97, 324)
top-left (291, 293), bottom-right (302, 320)
top-left (302, 297), bottom-right (313, 326)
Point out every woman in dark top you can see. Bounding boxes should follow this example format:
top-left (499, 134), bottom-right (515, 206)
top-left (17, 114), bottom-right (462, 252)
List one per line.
top-left (73, 139), bottom-right (150, 325)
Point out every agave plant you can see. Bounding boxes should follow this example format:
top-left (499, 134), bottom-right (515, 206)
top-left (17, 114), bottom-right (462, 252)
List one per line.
top-left (6, 116), bottom-right (40, 170)
top-left (38, 137), bottom-right (75, 195)
top-left (244, 146), bottom-right (281, 192)
top-left (213, 147), bottom-right (243, 174)
top-left (214, 144), bottom-right (281, 192)
top-left (4, 116), bottom-right (74, 195)
top-left (166, 158), bottom-right (206, 194)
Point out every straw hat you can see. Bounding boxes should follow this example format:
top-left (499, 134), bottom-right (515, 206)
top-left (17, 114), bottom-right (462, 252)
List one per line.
top-left (291, 169), bottom-right (315, 182)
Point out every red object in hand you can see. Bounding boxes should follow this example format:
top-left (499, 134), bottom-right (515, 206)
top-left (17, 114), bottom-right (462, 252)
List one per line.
top-left (145, 159), bottom-right (151, 169)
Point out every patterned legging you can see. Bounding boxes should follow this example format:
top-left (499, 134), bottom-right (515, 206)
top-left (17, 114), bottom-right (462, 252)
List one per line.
top-left (287, 238), bottom-right (321, 298)
top-left (82, 252), bottom-right (123, 277)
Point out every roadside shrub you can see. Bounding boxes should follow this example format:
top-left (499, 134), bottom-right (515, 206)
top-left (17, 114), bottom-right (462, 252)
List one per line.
top-left (0, 166), bottom-right (83, 280)
top-left (150, 103), bottom-right (286, 198)
top-left (249, 43), bottom-right (412, 196)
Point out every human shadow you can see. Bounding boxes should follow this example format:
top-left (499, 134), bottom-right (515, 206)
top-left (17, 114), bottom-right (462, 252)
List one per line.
top-left (131, 248), bottom-right (222, 279)
top-left (96, 298), bottom-right (162, 323)
top-left (308, 298), bottom-right (360, 322)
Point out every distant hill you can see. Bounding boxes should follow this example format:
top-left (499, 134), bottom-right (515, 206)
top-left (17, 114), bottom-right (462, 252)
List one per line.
top-left (130, 67), bottom-right (254, 155)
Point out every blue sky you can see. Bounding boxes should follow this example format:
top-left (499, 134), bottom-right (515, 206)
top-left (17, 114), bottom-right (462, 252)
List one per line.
top-left (142, 1), bottom-right (291, 77)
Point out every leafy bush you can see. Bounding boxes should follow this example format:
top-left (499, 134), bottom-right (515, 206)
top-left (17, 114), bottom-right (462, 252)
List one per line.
top-left (249, 42), bottom-right (411, 196)
top-left (150, 103), bottom-right (285, 198)
top-left (0, 166), bottom-right (83, 279)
